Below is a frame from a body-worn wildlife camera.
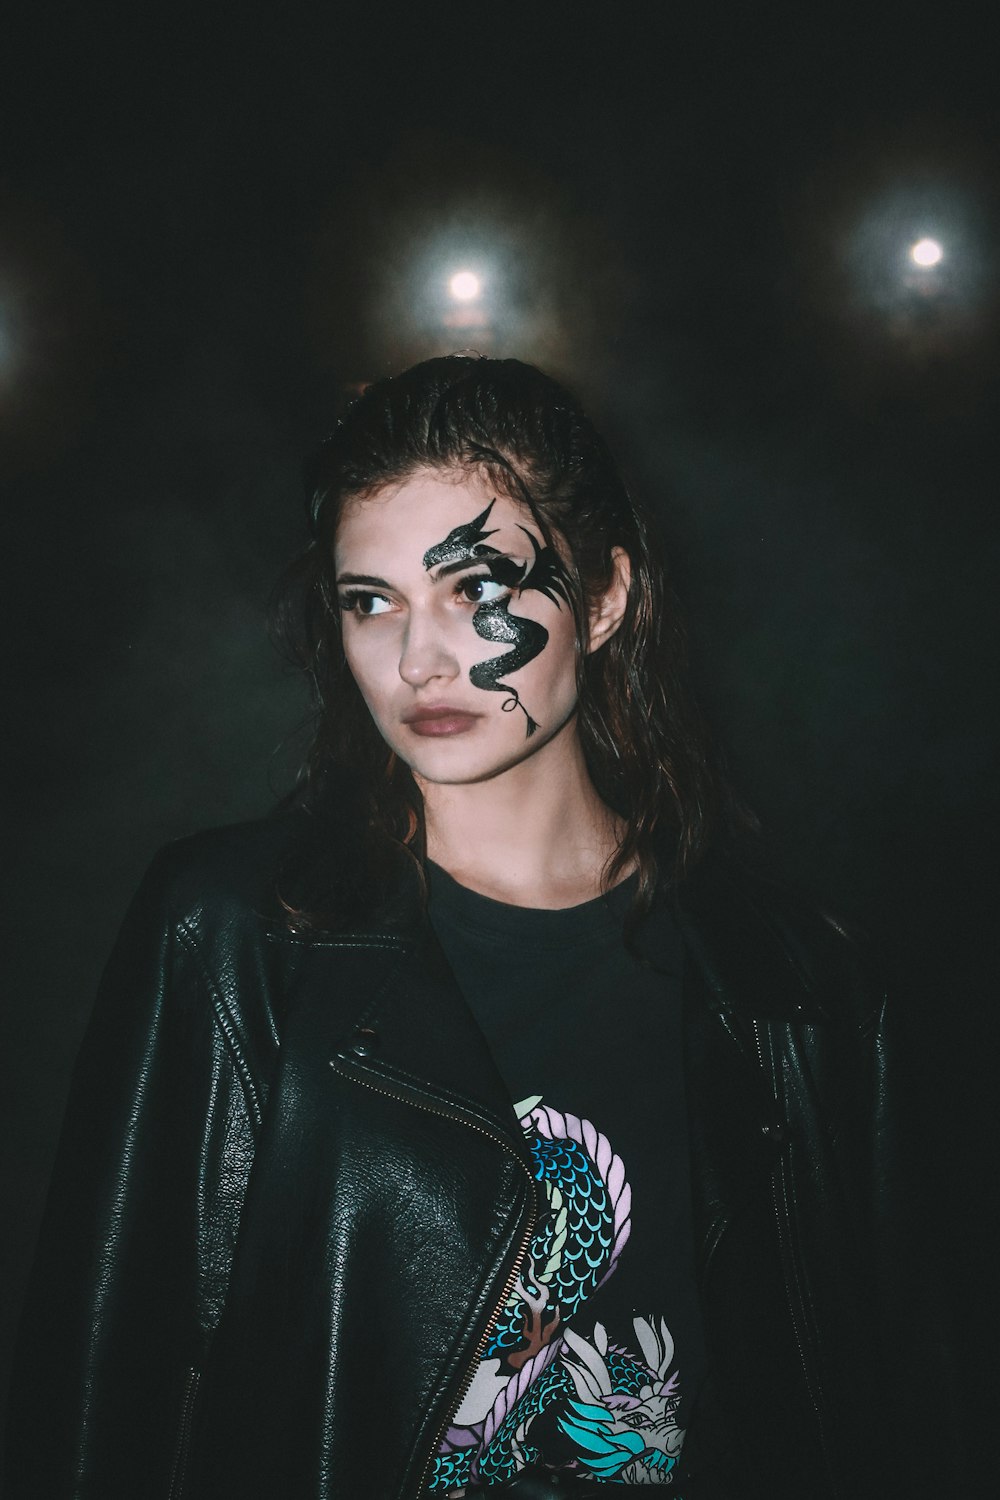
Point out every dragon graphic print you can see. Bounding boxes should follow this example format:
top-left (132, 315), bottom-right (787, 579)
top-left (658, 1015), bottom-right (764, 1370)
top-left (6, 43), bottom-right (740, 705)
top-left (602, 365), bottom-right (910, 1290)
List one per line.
top-left (430, 1096), bottom-right (688, 1491)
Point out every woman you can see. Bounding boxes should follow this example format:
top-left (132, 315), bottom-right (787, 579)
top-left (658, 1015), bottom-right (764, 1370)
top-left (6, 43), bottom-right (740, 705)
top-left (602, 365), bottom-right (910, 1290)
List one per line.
top-left (9, 357), bottom-right (923, 1498)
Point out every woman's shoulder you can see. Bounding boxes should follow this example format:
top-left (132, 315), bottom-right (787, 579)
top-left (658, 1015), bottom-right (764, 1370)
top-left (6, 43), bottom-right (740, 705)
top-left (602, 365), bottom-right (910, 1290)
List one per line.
top-left (134, 810), bottom-right (312, 934)
top-left (138, 804), bottom-right (420, 942)
top-left (673, 846), bottom-right (885, 1030)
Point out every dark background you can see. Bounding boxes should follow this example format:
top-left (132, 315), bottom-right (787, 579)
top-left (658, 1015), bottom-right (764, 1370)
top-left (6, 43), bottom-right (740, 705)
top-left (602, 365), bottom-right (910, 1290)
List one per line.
top-left (2, 0), bottom-right (996, 1483)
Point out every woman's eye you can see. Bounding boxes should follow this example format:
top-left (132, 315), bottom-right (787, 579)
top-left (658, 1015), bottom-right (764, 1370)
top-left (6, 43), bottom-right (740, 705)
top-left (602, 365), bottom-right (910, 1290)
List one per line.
top-left (340, 591), bottom-right (393, 616)
top-left (459, 576), bottom-right (510, 605)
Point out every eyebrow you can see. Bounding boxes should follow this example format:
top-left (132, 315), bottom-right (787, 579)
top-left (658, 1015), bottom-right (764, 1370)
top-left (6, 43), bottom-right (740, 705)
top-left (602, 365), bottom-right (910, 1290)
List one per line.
top-left (338, 555), bottom-right (528, 589)
top-left (335, 573), bottom-right (393, 589)
top-left (433, 555), bottom-right (496, 580)
top-left (430, 551), bottom-right (523, 580)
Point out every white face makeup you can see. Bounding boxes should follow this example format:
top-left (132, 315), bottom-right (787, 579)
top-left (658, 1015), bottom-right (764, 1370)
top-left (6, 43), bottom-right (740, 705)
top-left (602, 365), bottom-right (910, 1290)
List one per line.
top-left (335, 470), bottom-right (581, 788)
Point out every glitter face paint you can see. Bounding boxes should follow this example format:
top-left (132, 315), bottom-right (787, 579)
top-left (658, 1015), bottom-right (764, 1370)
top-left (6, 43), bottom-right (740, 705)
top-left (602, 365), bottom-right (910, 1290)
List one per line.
top-left (420, 501), bottom-right (572, 736)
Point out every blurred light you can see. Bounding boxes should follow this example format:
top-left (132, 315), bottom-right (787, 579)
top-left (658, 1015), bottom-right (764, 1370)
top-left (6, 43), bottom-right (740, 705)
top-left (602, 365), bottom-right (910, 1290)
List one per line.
top-left (910, 237), bottom-right (943, 268)
top-left (449, 270), bottom-right (481, 301)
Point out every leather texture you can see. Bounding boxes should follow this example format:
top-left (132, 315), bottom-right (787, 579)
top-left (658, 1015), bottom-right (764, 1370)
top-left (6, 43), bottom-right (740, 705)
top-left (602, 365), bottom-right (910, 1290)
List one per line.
top-left (6, 815), bottom-right (938, 1499)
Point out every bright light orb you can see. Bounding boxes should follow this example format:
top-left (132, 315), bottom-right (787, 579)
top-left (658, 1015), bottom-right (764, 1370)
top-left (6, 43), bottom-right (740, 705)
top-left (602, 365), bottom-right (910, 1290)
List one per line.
top-left (449, 270), bottom-right (481, 301)
top-left (910, 237), bottom-right (943, 268)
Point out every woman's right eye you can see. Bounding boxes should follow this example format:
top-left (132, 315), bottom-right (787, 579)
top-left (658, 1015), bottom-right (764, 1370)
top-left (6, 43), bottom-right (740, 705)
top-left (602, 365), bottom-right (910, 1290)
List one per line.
top-left (339, 591), bottom-right (393, 616)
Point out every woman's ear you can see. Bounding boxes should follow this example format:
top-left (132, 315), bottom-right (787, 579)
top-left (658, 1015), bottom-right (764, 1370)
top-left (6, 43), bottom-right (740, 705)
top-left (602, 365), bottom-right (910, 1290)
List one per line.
top-left (586, 546), bottom-right (631, 653)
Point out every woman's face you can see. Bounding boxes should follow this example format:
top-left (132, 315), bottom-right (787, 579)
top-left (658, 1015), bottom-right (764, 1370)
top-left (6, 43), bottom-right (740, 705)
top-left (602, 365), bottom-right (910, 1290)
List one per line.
top-left (334, 469), bottom-right (583, 788)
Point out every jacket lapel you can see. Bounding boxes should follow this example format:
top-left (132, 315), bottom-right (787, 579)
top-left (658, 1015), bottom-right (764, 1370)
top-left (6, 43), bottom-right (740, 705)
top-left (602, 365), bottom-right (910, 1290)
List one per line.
top-left (260, 846), bottom-right (523, 1149)
top-left (357, 920), bottom-right (529, 1145)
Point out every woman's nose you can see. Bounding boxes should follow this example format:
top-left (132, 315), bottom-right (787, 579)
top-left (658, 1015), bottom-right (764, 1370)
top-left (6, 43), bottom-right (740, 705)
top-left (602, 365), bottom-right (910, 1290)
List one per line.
top-left (398, 615), bottom-right (461, 687)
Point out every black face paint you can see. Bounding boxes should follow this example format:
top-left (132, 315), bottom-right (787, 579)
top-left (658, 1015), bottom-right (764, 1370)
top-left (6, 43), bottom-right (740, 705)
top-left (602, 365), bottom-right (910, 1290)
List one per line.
top-left (421, 502), bottom-right (501, 570)
top-left (421, 501), bottom-right (572, 738)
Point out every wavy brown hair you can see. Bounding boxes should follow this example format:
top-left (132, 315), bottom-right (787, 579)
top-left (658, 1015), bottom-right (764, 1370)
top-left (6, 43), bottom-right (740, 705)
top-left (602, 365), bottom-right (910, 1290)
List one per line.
top-left (272, 355), bottom-right (732, 924)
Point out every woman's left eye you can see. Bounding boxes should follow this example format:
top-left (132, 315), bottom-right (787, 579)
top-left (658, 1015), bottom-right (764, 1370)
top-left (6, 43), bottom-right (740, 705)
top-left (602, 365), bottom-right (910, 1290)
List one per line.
top-left (458, 576), bottom-right (510, 605)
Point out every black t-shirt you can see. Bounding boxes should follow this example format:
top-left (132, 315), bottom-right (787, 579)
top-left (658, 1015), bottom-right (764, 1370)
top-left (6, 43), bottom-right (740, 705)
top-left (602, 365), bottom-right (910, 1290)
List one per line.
top-left (425, 864), bottom-right (715, 1493)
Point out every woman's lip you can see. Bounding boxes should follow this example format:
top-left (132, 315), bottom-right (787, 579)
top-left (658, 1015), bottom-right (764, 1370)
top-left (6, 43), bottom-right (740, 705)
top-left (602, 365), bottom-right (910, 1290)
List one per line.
top-left (403, 707), bottom-right (482, 736)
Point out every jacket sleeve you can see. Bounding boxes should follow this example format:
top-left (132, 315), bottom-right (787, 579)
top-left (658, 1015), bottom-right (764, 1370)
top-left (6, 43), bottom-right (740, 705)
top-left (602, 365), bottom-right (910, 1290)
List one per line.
top-left (680, 857), bottom-right (959, 1498)
top-left (779, 906), bottom-right (959, 1497)
top-left (5, 848), bottom-right (259, 1499)
top-left (864, 964), bottom-right (962, 1493)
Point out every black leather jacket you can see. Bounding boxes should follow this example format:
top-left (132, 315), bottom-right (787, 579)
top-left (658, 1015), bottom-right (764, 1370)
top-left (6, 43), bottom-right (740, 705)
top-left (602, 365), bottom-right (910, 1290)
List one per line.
top-left (7, 816), bottom-right (930, 1499)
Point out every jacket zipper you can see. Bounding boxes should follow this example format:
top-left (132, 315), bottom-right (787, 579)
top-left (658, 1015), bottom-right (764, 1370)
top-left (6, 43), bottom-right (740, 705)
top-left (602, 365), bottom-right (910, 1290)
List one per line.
top-left (752, 1019), bottom-right (838, 1493)
top-left (330, 1057), bottom-right (537, 1499)
top-left (166, 1366), bottom-right (200, 1500)
top-left (416, 1190), bottom-right (537, 1497)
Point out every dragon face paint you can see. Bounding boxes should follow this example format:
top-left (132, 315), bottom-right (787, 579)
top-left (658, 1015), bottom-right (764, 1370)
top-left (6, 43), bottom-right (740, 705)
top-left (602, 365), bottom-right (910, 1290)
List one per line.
top-left (335, 471), bottom-right (582, 789)
top-left (420, 501), bottom-right (572, 737)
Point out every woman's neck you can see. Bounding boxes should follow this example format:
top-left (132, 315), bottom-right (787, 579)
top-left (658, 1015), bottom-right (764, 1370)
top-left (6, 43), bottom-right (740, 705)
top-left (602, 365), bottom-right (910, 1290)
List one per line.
top-left (416, 727), bottom-right (629, 909)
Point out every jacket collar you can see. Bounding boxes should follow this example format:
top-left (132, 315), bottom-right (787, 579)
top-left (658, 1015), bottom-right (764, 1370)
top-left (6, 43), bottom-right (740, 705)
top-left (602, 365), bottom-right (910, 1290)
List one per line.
top-left (264, 851), bottom-right (523, 1151)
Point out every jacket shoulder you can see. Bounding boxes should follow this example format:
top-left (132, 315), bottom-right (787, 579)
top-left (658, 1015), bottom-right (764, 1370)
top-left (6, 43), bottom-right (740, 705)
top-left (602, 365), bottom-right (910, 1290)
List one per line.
top-left (674, 851), bottom-right (885, 1028)
top-left (139, 812), bottom-right (308, 934)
